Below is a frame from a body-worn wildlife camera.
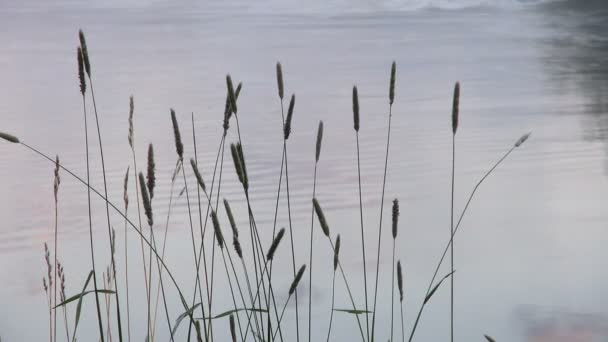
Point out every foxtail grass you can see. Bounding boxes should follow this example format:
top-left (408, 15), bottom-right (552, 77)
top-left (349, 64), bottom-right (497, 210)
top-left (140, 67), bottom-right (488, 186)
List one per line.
top-left (79, 30), bottom-right (124, 342)
top-left (326, 234), bottom-right (340, 342)
top-left (122, 167), bottom-right (132, 342)
top-left (308, 120), bottom-right (323, 342)
top-left (8, 134), bottom-right (200, 339)
top-left (390, 199), bottom-right (399, 342)
top-left (272, 264), bottom-right (306, 341)
top-left (77, 42), bottom-right (105, 342)
top-left (407, 132), bottom-right (532, 342)
top-left (352, 84), bottom-right (370, 342)
top-left (450, 82), bottom-right (460, 342)
top-left (125, 95), bottom-right (151, 342)
top-left (371, 61), bottom-right (396, 342)
top-left (53, 155), bottom-right (60, 342)
top-left (397, 260), bottom-right (404, 342)
top-left (313, 197), bottom-right (366, 342)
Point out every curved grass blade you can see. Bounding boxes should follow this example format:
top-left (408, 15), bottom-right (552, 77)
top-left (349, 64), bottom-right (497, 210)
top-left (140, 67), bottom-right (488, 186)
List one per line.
top-left (71, 270), bottom-right (93, 342)
top-left (484, 335), bottom-right (496, 342)
top-left (54, 289), bottom-right (115, 308)
top-left (171, 303), bottom-right (203, 337)
top-left (198, 308), bottom-right (268, 320)
top-left (424, 271), bottom-right (455, 304)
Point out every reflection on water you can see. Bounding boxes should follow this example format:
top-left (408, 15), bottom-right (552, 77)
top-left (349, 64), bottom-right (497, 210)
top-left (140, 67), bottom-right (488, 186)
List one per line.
top-left (540, 0), bottom-right (608, 171)
top-left (515, 305), bottom-right (608, 342)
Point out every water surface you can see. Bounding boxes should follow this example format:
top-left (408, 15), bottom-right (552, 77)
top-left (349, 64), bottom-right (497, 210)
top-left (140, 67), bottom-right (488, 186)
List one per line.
top-left (1, 0), bottom-right (607, 341)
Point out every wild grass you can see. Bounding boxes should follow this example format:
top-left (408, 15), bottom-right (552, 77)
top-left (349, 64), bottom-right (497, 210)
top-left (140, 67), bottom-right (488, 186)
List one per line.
top-left (0, 30), bottom-right (535, 342)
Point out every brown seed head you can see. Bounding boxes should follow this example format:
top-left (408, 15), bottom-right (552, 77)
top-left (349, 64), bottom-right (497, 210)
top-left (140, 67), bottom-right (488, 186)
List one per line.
top-left (77, 47), bottom-right (86, 95)
top-left (267, 228), bottom-right (285, 261)
top-left (223, 199), bottom-right (238, 238)
top-left (312, 198), bottom-right (330, 237)
top-left (389, 61), bottom-right (396, 105)
top-left (515, 132), bottom-right (532, 147)
top-left (333, 234), bottom-right (341, 271)
top-left (284, 94), bottom-right (296, 139)
top-left (397, 260), bottom-right (403, 302)
top-left (128, 96), bottom-right (134, 148)
top-left (226, 74), bottom-right (237, 114)
top-left (123, 166), bottom-right (129, 209)
top-left (147, 144), bottom-right (156, 200)
top-left (315, 121), bottom-right (323, 163)
top-left (289, 264), bottom-right (306, 296)
top-left (190, 158), bottom-right (207, 194)
top-left (392, 198), bottom-right (399, 239)
top-left (229, 314), bottom-right (237, 342)
top-left (353, 86), bottom-right (360, 131)
top-left (0, 132), bottom-right (19, 144)
top-left (139, 172), bottom-right (153, 226)
top-left (452, 82), bottom-right (460, 135)
top-left (211, 210), bottom-right (224, 249)
top-left (170, 109), bottom-right (184, 159)
top-left (78, 29), bottom-right (91, 76)
top-left (276, 62), bottom-right (284, 99)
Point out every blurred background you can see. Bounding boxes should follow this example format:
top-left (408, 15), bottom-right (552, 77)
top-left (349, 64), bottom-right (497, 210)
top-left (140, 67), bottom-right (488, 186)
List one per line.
top-left (0, 0), bottom-right (607, 341)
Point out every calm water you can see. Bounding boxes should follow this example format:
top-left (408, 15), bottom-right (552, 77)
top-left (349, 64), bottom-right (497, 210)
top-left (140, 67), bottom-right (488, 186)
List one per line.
top-left (1, 0), bottom-right (608, 341)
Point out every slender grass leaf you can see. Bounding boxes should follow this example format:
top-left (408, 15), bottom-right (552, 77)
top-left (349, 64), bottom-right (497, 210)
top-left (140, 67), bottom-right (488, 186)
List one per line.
top-left (71, 270), bottom-right (94, 342)
top-left (197, 308), bottom-right (268, 320)
top-left (171, 302), bottom-right (202, 337)
top-left (484, 335), bottom-right (496, 342)
top-left (333, 309), bottom-right (373, 315)
top-left (424, 271), bottom-right (455, 304)
top-left (54, 289), bottom-right (115, 308)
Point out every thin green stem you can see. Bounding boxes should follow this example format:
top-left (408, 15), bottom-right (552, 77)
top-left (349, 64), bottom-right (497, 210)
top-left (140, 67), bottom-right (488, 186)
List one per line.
top-left (88, 79), bottom-right (124, 342)
top-left (18, 141), bottom-right (200, 336)
top-left (80, 95), bottom-right (105, 342)
top-left (390, 241), bottom-right (395, 342)
top-left (129, 147), bottom-right (150, 340)
top-left (325, 236), bottom-right (366, 342)
top-left (371, 104), bottom-right (393, 342)
top-left (308, 162), bottom-right (318, 342)
top-left (408, 146), bottom-right (517, 342)
top-left (450, 134), bottom-right (455, 342)
top-left (355, 131), bottom-right (370, 342)
top-left (325, 271), bottom-right (336, 342)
